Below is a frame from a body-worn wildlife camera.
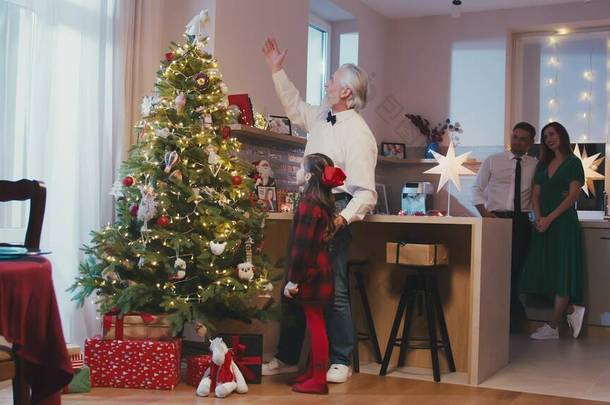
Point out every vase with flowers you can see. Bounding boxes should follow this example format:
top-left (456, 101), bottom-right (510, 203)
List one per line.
top-left (405, 114), bottom-right (463, 158)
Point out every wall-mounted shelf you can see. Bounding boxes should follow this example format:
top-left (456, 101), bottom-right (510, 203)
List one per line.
top-left (230, 124), bottom-right (306, 148)
top-left (229, 124), bottom-right (481, 170)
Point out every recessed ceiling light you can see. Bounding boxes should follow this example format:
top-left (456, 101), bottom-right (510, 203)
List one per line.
top-left (451, 0), bottom-right (462, 18)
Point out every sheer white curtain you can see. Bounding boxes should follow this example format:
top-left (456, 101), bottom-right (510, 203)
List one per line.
top-left (0, 0), bottom-right (136, 345)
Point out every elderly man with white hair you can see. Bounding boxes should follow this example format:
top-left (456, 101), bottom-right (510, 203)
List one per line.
top-left (261, 37), bottom-right (377, 384)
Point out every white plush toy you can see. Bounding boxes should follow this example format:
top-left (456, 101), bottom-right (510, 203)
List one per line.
top-left (196, 337), bottom-right (248, 398)
top-left (237, 262), bottom-right (255, 282)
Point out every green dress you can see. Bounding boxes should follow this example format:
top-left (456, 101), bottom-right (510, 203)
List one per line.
top-left (520, 155), bottom-right (585, 304)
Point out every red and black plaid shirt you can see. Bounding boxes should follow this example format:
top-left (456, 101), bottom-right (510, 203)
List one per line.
top-left (287, 195), bottom-right (334, 304)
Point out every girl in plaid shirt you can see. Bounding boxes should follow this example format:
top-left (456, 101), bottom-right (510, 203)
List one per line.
top-left (284, 153), bottom-right (346, 395)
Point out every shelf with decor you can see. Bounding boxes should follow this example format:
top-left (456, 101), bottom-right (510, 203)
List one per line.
top-left (229, 124), bottom-right (306, 148)
top-left (377, 155), bottom-right (481, 171)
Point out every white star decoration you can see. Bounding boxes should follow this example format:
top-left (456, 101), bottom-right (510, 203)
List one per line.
top-left (424, 142), bottom-right (475, 192)
top-left (573, 144), bottom-right (605, 197)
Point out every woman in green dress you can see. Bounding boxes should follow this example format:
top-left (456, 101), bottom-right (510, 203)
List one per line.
top-left (521, 122), bottom-right (586, 340)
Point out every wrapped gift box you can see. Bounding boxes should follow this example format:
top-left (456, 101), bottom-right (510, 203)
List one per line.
top-left (66, 343), bottom-right (84, 370)
top-left (103, 312), bottom-right (172, 340)
top-left (386, 242), bottom-right (449, 266)
top-left (85, 338), bottom-right (181, 390)
top-left (217, 333), bottom-right (262, 384)
top-left (186, 355), bottom-right (212, 387)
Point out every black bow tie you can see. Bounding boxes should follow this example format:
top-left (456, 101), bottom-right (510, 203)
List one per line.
top-left (326, 111), bottom-right (336, 125)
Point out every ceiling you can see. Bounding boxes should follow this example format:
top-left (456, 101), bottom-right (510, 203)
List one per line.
top-left (359, 0), bottom-right (590, 19)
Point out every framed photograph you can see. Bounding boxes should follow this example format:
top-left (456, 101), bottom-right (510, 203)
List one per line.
top-left (257, 186), bottom-right (277, 212)
top-left (267, 115), bottom-right (292, 135)
top-left (228, 94), bottom-right (254, 126)
top-left (374, 183), bottom-right (389, 215)
top-left (381, 142), bottom-right (406, 159)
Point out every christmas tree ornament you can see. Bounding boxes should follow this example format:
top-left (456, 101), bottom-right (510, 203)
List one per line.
top-left (137, 185), bottom-right (158, 231)
top-left (155, 127), bottom-right (170, 139)
top-left (231, 175), bottom-right (242, 186)
top-left (102, 267), bottom-right (120, 282)
top-left (164, 151), bottom-right (180, 173)
top-left (122, 176), bottom-right (135, 187)
top-left (201, 114), bottom-right (213, 129)
top-left (129, 203), bottom-right (139, 218)
top-left (169, 169), bottom-right (183, 182)
top-left (157, 215), bottom-right (171, 228)
top-left (221, 126), bottom-right (231, 140)
top-left (206, 145), bottom-right (220, 165)
top-left (194, 72), bottom-right (210, 91)
top-left (165, 52), bottom-right (175, 61)
top-left (137, 257), bottom-right (145, 268)
top-left (140, 94), bottom-right (160, 117)
top-left (237, 262), bottom-right (255, 282)
top-left (185, 9), bottom-right (210, 41)
top-left (175, 93), bottom-right (186, 114)
top-left (109, 180), bottom-right (124, 199)
top-left (209, 241), bottom-right (227, 256)
top-left (258, 282), bottom-right (274, 298)
top-left (219, 82), bottom-right (228, 93)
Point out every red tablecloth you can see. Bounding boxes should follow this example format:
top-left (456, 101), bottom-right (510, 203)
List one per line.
top-left (0, 257), bottom-right (73, 404)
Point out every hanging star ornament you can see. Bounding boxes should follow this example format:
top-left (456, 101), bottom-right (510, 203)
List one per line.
top-left (573, 144), bottom-right (605, 197)
top-left (424, 142), bottom-right (475, 192)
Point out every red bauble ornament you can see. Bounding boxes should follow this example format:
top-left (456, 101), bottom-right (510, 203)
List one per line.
top-left (231, 175), bottom-right (242, 186)
top-left (157, 215), bottom-right (171, 227)
top-left (122, 176), bottom-right (134, 187)
top-left (221, 126), bottom-right (231, 140)
top-left (165, 52), bottom-right (175, 61)
top-left (129, 203), bottom-right (139, 218)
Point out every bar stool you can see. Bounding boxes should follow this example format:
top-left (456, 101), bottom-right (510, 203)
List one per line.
top-left (347, 259), bottom-right (382, 373)
top-left (379, 264), bottom-right (456, 382)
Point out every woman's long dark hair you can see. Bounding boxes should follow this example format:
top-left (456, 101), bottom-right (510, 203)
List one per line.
top-left (538, 121), bottom-right (572, 169)
top-left (302, 153), bottom-right (337, 235)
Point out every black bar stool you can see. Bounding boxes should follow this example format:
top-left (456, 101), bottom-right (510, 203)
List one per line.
top-left (347, 260), bottom-right (382, 373)
top-left (379, 265), bottom-right (456, 382)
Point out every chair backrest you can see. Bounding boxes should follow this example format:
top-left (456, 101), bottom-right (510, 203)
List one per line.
top-left (0, 179), bottom-right (47, 249)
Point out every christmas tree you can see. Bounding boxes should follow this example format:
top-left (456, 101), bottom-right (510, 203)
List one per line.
top-left (70, 10), bottom-right (275, 333)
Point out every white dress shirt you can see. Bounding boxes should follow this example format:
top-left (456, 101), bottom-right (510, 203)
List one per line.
top-left (472, 151), bottom-right (537, 212)
top-left (272, 69), bottom-right (378, 224)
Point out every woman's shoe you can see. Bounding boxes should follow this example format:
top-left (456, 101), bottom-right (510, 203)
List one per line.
top-left (530, 323), bottom-right (559, 340)
top-left (567, 305), bottom-right (586, 338)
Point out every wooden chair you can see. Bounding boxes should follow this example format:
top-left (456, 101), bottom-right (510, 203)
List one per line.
top-left (0, 179), bottom-right (47, 249)
top-left (0, 179), bottom-right (46, 404)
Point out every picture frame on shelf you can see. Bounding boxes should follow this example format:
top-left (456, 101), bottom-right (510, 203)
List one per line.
top-left (257, 186), bottom-right (277, 212)
top-left (374, 184), bottom-right (389, 215)
top-left (381, 142), bottom-right (406, 159)
top-left (267, 115), bottom-right (292, 135)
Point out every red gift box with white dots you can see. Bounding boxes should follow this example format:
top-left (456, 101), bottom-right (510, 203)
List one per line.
top-left (85, 338), bottom-right (181, 390)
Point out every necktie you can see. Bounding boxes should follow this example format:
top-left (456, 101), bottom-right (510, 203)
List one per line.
top-left (514, 157), bottom-right (522, 213)
top-left (326, 111), bottom-right (336, 126)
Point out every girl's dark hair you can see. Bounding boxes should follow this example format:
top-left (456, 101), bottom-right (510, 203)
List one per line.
top-left (302, 153), bottom-right (337, 234)
top-left (538, 122), bottom-right (572, 169)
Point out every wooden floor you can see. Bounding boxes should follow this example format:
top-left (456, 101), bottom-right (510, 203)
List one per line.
top-left (1, 373), bottom-right (607, 405)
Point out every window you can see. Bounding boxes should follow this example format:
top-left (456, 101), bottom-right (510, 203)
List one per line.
top-left (512, 28), bottom-right (610, 143)
top-left (339, 32), bottom-right (358, 66)
top-left (306, 15), bottom-right (330, 106)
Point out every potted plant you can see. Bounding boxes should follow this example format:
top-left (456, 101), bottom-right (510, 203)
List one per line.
top-left (405, 114), bottom-right (463, 158)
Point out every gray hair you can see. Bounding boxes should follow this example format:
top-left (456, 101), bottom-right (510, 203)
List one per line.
top-left (338, 63), bottom-right (368, 111)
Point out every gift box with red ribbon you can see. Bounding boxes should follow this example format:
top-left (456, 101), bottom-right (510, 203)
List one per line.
top-left (84, 338), bottom-right (181, 390)
top-left (186, 354), bottom-right (213, 387)
top-left (217, 333), bottom-right (262, 384)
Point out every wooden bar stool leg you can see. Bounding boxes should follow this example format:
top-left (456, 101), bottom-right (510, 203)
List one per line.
top-left (355, 271), bottom-right (382, 364)
top-left (424, 275), bottom-right (441, 382)
top-left (431, 276), bottom-right (456, 372)
top-left (379, 278), bottom-right (410, 376)
top-left (397, 288), bottom-right (416, 368)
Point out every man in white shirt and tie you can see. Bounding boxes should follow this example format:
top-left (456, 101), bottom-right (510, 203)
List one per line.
top-left (261, 38), bottom-right (377, 383)
top-left (472, 122), bottom-right (537, 332)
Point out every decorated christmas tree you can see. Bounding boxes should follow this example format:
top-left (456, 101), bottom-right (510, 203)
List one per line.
top-left (70, 10), bottom-right (275, 333)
